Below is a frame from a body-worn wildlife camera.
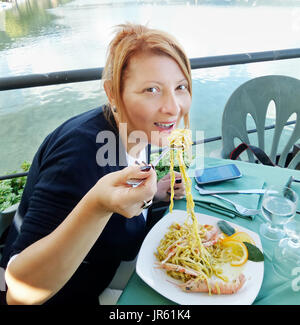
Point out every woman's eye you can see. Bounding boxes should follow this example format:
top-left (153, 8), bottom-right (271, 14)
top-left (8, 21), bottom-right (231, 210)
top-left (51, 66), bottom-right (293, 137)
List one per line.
top-left (177, 84), bottom-right (187, 91)
top-left (146, 87), bottom-right (159, 93)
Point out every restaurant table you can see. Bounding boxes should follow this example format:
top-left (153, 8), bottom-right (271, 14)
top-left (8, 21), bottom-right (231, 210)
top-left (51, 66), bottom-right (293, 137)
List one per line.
top-left (117, 157), bottom-right (300, 305)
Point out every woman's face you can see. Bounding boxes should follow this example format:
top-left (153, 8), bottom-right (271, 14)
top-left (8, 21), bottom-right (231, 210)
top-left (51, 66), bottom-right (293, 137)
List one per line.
top-left (121, 51), bottom-right (192, 150)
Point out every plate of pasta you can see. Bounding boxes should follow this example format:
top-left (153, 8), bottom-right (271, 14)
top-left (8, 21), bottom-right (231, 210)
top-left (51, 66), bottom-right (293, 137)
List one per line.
top-left (136, 209), bottom-right (264, 305)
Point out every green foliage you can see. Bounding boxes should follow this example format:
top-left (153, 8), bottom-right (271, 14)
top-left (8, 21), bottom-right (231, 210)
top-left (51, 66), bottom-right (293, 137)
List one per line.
top-left (0, 161), bottom-right (31, 212)
top-left (150, 151), bottom-right (194, 181)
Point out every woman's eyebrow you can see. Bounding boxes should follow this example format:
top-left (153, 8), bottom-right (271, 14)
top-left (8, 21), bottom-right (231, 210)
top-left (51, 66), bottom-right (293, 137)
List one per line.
top-left (141, 78), bottom-right (187, 85)
top-left (141, 80), bottom-right (163, 85)
top-left (177, 78), bottom-right (188, 83)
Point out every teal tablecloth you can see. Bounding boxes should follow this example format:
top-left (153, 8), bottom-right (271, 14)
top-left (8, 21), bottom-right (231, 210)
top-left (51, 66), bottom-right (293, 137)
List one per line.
top-left (118, 157), bottom-right (300, 305)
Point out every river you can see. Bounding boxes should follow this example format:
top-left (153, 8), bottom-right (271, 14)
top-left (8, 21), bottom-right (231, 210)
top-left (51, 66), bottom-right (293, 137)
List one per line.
top-left (1, 0), bottom-right (300, 174)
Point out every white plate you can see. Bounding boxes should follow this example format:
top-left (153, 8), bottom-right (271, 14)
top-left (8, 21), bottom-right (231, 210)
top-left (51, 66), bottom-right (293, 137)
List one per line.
top-left (136, 209), bottom-right (264, 305)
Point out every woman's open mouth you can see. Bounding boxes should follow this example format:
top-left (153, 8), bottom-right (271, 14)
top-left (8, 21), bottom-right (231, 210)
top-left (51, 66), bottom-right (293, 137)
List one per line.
top-left (154, 121), bottom-right (176, 132)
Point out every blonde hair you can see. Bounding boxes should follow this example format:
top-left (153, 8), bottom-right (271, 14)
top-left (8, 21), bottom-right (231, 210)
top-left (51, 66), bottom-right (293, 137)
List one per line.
top-left (102, 23), bottom-right (192, 128)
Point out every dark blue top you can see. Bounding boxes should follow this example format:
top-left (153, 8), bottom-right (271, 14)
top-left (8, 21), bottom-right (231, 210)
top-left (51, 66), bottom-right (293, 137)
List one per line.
top-left (0, 106), bottom-right (151, 304)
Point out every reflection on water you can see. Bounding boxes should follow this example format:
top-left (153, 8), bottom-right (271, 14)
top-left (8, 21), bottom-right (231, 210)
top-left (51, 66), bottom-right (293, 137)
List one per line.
top-left (1, 0), bottom-right (300, 173)
top-left (0, 81), bottom-right (106, 175)
top-left (1, 0), bottom-right (72, 48)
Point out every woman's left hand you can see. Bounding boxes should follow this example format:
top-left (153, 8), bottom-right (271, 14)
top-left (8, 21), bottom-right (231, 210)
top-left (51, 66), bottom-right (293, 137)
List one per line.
top-left (154, 171), bottom-right (185, 202)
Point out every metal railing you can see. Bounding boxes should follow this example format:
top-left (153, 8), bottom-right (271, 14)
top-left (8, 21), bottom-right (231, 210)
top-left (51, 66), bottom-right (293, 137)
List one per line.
top-left (1, 48), bottom-right (300, 91)
top-left (1, 47), bottom-right (300, 180)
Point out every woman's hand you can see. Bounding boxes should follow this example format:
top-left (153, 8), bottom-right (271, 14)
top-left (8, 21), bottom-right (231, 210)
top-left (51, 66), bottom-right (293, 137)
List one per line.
top-left (93, 165), bottom-right (157, 218)
top-left (154, 171), bottom-right (185, 202)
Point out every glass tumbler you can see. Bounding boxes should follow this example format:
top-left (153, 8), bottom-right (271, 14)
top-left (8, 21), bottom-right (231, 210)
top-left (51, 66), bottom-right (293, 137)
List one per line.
top-left (259, 185), bottom-right (298, 241)
top-left (272, 212), bottom-right (300, 279)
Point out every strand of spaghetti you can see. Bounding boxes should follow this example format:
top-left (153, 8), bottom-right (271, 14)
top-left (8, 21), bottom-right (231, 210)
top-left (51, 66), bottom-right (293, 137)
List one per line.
top-left (169, 148), bottom-right (175, 213)
top-left (177, 151), bottom-right (205, 261)
top-left (174, 137), bottom-right (212, 269)
top-left (176, 151), bottom-right (198, 252)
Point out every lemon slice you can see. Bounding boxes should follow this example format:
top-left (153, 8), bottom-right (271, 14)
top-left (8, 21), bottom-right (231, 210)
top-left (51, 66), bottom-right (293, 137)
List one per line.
top-left (223, 231), bottom-right (256, 245)
top-left (221, 240), bottom-right (248, 267)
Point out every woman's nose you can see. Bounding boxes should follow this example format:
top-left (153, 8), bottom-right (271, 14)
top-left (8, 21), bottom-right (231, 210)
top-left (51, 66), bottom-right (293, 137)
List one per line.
top-left (160, 91), bottom-right (180, 115)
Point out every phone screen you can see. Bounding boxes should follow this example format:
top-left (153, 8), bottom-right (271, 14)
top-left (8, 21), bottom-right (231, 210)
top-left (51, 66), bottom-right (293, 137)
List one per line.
top-left (195, 164), bottom-right (241, 185)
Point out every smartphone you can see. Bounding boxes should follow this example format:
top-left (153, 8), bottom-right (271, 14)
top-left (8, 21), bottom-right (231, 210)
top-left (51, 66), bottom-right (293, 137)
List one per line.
top-left (195, 164), bottom-right (242, 185)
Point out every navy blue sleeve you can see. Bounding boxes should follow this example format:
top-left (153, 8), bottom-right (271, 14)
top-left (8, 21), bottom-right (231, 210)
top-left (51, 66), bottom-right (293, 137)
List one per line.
top-left (10, 129), bottom-right (101, 257)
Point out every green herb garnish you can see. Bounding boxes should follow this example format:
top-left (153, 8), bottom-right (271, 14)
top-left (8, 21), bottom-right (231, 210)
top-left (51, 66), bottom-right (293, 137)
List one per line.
top-left (217, 220), bottom-right (235, 236)
top-left (243, 242), bottom-right (264, 262)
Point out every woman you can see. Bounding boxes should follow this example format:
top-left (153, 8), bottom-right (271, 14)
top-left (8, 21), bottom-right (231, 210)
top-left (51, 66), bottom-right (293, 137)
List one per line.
top-left (0, 23), bottom-right (192, 305)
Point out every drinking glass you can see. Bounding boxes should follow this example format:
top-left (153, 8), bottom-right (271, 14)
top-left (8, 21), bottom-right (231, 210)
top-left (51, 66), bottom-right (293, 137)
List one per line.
top-left (272, 213), bottom-right (300, 279)
top-left (259, 185), bottom-right (298, 241)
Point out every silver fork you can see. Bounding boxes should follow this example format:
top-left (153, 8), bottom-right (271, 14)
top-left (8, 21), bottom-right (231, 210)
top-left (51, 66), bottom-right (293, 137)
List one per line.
top-left (211, 194), bottom-right (260, 216)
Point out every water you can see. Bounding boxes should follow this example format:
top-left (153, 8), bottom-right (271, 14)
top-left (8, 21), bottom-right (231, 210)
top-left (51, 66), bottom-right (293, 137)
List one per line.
top-left (1, 0), bottom-right (300, 174)
top-left (262, 196), bottom-right (296, 225)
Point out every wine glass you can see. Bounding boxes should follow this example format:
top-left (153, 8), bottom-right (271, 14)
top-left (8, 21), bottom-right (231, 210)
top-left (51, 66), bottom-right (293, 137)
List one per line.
top-left (259, 185), bottom-right (298, 241)
top-left (272, 212), bottom-right (300, 279)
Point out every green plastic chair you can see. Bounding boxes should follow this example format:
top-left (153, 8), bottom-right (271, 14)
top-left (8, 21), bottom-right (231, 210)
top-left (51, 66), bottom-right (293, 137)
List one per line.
top-left (221, 75), bottom-right (300, 169)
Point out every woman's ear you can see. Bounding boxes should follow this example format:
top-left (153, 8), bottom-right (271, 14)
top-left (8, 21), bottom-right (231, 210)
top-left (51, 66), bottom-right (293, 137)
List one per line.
top-left (103, 80), bottom-right (114, 106)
